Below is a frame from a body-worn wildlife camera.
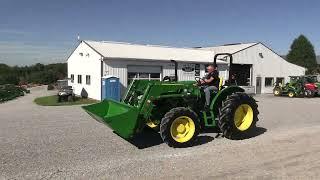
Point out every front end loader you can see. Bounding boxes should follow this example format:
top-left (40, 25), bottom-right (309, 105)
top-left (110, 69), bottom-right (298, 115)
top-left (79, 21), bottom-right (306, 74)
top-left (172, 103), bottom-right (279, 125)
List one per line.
top-left (83, 53), bottom-right (259, 147)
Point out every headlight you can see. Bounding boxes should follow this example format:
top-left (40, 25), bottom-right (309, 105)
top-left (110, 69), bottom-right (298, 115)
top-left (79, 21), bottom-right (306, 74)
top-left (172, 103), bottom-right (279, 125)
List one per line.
top-left (59, 92), bottom-right (66, 96)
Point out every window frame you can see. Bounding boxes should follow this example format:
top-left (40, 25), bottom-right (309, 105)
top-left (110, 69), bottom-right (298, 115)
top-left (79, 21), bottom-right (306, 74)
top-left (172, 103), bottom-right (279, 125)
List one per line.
top-left (276, 77), bottom-right (284, 85)
top-left (264, 77), bottom-right (274, 87)
top-left (127, 72), bottom-right (161, 85)
top-left (70, 74), bottom-right (74, 83)
top-left (86, 75), bottom-right (91, 85)
top-left (77, 75), bottom-right (82, 84)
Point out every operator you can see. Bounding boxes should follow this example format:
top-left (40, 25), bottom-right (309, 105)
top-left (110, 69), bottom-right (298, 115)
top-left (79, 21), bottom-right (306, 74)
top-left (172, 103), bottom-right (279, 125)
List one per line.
top-left (199, 64), bottom-right (220, 108)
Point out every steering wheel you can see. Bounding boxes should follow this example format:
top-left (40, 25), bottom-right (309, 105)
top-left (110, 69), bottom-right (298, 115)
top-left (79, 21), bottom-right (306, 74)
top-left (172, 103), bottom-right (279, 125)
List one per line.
top-left (195, 77), bottom-right (202, 85)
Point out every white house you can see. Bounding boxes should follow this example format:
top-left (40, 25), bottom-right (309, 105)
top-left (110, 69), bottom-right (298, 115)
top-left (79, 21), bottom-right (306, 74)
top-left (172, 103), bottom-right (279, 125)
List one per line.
top-left (67, 40), bottom-right (305, 100)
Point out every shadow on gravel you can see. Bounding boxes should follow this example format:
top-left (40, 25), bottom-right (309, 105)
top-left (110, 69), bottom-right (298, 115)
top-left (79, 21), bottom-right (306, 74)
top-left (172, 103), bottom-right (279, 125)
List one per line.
top-left (128, 128), bottom-right (215, 149)
top-left (202, 126), bottom-right (267, 140)
top-left (180, 135), bottom-right (215, 148)
top-left (128, 128), bottom-right (163, 149)
top-left (244, 127), bottom-right (267, 139)
top-left (128, 127), bottom-right (266, 149)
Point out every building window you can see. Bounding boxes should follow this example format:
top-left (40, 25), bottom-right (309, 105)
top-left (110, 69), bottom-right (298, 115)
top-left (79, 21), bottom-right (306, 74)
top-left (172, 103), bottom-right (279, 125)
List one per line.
top-left (276, 77), bottom-right (284, 85)
top-left (79, 53), bottom-right (83, 56)
top-left (259, 53), bottom-right (264, 58)
top-left (71, 74), bottom-right (74, 83)
top-left (127, 72), bottom-right (160, 85)
top-left (86, 75), bottom-right (91, 85)
top-left (78, 75), bottom-right (82, 84)
top-left (265, 77), bottom-right (274, 87)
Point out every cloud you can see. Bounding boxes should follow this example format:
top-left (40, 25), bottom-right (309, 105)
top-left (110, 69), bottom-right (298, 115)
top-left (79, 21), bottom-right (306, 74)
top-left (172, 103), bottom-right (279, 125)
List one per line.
top-left (0, 29), bottom-right (27, 35)
top-left (0, 41), bottom-right (74, 66)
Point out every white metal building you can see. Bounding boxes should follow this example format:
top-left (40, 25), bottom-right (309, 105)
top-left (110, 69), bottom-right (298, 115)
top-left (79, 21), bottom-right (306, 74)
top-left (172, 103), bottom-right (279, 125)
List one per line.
top-left (67, 40), bottom-right (305, 100)
top-left (200, 43), bottom-right (306, 93)
top-left (67, 40), bottom-right (227, 100)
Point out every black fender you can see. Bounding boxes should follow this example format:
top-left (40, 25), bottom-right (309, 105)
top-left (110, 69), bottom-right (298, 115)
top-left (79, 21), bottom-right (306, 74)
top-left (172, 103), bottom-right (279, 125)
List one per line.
top-left (210, 86), bottom-right (245, 115)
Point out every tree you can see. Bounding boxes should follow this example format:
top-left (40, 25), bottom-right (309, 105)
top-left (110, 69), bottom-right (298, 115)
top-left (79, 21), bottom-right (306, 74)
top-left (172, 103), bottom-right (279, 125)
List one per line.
top-left (0, 63), bottom-right (67, 85)
top-left (287, 35), bottom-right (317, 73)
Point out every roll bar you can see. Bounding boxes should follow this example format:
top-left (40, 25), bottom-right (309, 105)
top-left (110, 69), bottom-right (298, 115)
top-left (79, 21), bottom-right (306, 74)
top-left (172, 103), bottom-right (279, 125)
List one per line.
top-left (213, 53), bottom-right (233, 81)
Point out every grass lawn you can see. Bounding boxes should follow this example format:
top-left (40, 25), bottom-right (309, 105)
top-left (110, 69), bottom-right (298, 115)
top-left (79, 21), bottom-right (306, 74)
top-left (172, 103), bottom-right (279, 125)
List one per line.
top-left (34, 95), bottom-right (99, 106)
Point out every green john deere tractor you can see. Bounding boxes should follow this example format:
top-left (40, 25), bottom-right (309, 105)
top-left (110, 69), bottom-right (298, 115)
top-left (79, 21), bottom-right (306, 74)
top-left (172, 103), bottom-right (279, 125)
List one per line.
top-left (273, 76), bottom-right (304, 98)
top-left (273, 76), bottom-right (319, 98)
top-left (83, 53), bottom-right (259, 147)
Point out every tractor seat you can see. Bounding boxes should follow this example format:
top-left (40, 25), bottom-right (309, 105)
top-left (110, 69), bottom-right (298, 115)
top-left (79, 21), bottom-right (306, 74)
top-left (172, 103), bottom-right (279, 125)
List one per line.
top-left (200, 77), bottom-right (224, 93)
top-left (218, 77), bottom-right (224, 91)
top-left (208, 77), bottom-right (224, 95)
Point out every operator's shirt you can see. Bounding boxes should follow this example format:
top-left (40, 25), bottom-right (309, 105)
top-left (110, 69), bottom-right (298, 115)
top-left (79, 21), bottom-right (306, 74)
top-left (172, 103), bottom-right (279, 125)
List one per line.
top-left (205, 70), bottom-right (220, 88)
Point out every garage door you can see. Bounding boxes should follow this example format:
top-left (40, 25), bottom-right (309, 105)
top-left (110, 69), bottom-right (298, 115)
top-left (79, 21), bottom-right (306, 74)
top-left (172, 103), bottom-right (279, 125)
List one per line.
top-left (127, 65), bottom-right (162, 84)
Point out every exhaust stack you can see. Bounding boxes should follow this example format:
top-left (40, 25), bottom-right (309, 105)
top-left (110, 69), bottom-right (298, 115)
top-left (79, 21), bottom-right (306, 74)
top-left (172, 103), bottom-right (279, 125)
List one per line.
top-left (170, 60), bottom-right (178, 81)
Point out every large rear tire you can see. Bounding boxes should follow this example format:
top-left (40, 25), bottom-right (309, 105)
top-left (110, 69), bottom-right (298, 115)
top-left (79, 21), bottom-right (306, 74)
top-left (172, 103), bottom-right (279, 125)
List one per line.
top-left (160, 107), bottom-right (200, 147)
top-left (218, 93), bottom-right (259, 140)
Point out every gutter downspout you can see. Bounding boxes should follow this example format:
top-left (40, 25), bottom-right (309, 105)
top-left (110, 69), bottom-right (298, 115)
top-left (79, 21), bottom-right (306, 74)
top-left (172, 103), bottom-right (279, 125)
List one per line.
top-left (101, 57), bottom-right (104, 101)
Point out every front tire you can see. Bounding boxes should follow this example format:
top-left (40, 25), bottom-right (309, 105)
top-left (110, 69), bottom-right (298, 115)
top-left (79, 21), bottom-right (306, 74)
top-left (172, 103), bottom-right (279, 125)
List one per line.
top-left (160, 107), bottom-right (200, 147)
top-left (304, 89), bottom-right (314, 98)
top-left (288, 91), bottom-right (295, 98)
top-left (218, 93), bottom-right (259, 140)
top-left (273, 87), bottom-right (281, 96)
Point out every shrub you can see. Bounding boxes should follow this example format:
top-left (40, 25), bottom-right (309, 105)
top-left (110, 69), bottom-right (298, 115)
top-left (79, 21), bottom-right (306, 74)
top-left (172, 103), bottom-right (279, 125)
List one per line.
top-left (47, 84), bottom-right (55, 90)
top-left (0, 85), bottom-right (27, 103)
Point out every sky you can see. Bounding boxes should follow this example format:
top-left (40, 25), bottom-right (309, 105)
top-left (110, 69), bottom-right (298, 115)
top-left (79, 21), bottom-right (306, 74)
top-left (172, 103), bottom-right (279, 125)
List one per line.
top-left (1, 0), bottom-right (320, 66)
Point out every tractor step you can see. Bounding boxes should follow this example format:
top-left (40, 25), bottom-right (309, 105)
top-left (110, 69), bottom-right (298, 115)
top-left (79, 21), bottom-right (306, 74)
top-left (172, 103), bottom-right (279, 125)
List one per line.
top-left (202, 111), bottom-right (216, 127)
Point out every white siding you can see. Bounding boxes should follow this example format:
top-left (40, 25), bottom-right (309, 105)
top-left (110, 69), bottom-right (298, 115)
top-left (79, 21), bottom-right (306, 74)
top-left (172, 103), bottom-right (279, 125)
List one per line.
top-left (67, 42), bottom-right (102, 100)
top-left (232, 43), bottom-right (305, 93)
top-left (68, 40), bottom-right (305, 98)
top-left (103, 59), bottom-right (227, 94)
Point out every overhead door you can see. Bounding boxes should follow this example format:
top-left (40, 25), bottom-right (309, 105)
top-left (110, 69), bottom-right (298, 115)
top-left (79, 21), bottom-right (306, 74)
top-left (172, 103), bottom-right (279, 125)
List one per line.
top-left (127, 65), bottom-right (162, 84)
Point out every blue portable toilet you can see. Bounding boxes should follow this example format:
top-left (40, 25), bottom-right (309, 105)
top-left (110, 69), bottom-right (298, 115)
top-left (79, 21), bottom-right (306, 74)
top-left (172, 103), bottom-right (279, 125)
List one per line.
top-left (101, 76), bottom-right (121, 101)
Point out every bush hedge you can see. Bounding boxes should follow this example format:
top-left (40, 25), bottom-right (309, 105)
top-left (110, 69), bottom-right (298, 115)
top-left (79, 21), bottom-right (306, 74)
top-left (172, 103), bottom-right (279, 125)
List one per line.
top-left (0, 84), bottom-right (29, 103)
top-left (47, 84), bottom-right (55, 90)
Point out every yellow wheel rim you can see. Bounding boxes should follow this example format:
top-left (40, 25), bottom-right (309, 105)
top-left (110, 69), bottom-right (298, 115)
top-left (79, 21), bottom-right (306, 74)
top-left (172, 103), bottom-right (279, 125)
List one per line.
top-left (170, 116), bottom-right (195, 143)
top-left (288, 92), bottom-right (294, 98)
top-left (274, 90), bottom-right (280, 95)
top-left (234, 104), bottom-right (254, 131)
top-left (146, 120), bottom-right (158, 128)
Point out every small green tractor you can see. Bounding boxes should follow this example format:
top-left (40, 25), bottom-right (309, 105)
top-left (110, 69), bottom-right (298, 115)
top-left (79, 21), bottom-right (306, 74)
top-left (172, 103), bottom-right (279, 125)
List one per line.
top-left (273, 76), bottom-right (304, 98)
top-left (83, 54), bottom-right (259, 147)
top-left (273, 76), bottom-right (318, 98)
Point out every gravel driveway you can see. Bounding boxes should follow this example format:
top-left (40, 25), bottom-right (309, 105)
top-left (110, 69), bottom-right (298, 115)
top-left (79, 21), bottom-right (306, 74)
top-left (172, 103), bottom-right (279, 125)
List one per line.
top-left (1, 86), bottom-right (320, 179)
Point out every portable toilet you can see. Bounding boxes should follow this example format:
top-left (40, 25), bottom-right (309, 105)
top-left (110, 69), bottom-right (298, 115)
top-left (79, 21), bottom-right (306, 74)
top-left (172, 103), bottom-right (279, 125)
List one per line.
top-left (101, 76), bottom-right (120, 101)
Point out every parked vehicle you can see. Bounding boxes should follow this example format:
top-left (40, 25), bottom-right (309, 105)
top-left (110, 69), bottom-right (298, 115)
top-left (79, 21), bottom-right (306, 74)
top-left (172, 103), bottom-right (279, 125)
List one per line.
top-left (304, 75), bottom-right (320, 96)
top-left (273, 76), bottom-right (318, 98)
top-left (57, 79), bottom-right (74, 102)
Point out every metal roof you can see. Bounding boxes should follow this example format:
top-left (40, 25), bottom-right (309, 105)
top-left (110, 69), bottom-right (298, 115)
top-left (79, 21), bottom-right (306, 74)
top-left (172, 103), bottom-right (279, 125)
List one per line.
top-left (84, 40), bottom-right (227, 64)
top-left (200, 42), bottom-right (259, 54)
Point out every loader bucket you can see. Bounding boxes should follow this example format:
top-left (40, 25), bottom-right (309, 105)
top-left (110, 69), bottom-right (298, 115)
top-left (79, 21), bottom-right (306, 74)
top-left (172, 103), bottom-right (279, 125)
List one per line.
top-left (82, 99), bottom-right (140, 139)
